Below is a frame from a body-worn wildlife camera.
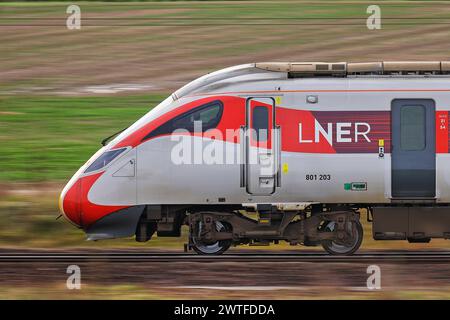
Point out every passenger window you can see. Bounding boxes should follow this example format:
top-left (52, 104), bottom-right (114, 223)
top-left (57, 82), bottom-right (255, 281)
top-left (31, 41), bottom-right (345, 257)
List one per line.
top-left (143, 100), bottom-right (223, 141)
top-left (252, 106), bottom-right (269, 142)
top-left (400, 105), bottom-right (426, 151)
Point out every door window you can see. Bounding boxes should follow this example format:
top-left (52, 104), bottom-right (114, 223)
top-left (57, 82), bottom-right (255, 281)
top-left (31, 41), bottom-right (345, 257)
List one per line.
top-left (400, 105), bottom-right (426, 151)
top-left (252, 106), bottom-right (269, 142)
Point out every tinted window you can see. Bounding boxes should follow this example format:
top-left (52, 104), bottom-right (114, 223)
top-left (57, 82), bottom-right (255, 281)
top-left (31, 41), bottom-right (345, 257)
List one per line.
top-left (252, 106), bottom-right (269, 142)
top-left (143, 101), bottom-right (223, 141)
top-left (84, 148), bottom-right (127, 173)
top-left (400, 105), bottom-right (426, 151)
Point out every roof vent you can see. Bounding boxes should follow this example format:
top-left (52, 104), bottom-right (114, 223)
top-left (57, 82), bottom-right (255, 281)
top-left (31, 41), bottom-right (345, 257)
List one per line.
top-left (288, 62), bottom-right (347, 78)
top-left (332, 63), bottom-right (346, 71)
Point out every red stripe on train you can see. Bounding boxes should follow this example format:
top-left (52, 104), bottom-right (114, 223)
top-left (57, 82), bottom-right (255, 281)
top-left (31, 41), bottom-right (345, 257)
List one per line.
top-left (437, 111), bottom-right (449, 153)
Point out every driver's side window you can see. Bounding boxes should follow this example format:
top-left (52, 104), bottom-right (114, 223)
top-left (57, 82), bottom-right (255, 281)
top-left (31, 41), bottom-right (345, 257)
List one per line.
top-left (142, 100), bottom-right (224, 141)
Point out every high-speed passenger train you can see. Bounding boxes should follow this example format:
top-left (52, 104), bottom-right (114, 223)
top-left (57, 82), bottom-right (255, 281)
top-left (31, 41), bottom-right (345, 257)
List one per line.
top-left (60, 61), bottom-right (450, 255)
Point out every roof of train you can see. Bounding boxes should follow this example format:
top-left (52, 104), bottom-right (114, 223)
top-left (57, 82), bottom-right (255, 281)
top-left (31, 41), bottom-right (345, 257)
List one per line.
top-left (172, 61), bottom-right (450, 100)
top-left (255, 61), bottom-right (450, 75)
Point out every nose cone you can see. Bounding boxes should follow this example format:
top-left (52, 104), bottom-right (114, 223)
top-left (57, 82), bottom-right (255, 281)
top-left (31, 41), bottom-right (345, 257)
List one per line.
top-left (59, 179), bottom-right (82, 227)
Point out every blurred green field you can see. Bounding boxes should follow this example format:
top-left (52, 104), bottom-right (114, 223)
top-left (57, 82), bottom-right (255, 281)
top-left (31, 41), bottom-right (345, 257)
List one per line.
top-left (0, 94), bottom-right (166, 181)
top-left (0, 93), bottom-right (172, 248)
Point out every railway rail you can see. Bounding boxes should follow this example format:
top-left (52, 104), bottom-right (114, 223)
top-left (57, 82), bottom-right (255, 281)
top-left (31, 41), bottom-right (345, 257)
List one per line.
top-left (1, 251), bottom-right (450, 263)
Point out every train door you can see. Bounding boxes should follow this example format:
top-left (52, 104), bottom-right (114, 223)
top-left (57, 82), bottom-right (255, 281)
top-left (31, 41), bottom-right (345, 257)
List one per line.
top-left (391, 99), bottom-right (436, 198)
top-left (243, 97), bottom-right (279, 195)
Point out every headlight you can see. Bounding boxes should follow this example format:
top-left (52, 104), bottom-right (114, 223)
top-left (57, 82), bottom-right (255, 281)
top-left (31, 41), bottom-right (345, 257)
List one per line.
top-left (84, 148), bottom-right (127, 173)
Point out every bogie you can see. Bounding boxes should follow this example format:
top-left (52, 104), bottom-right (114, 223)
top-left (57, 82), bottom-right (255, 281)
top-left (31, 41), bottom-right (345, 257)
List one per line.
top-left (185, 207), bottom-right (363, 255)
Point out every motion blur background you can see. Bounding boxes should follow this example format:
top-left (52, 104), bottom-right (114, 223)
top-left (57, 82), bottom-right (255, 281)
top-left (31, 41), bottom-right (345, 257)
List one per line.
top-left (3, 0), bottom-right (450, 249)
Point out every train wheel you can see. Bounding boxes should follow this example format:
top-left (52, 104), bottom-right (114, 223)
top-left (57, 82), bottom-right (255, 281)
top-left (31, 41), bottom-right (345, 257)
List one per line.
top-left (321, 219), bottom-right (363, 255)
top-left (191, 221), bottom-right (232, 255)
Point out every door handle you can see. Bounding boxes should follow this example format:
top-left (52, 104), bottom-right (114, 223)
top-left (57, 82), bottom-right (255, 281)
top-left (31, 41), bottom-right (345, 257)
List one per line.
top-left (240, 125), bottom-right (246, 188)
top-left (276, 125), bottom-right (281, 187)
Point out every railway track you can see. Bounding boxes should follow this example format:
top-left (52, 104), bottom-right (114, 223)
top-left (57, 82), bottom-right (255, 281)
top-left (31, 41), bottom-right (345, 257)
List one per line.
top-left (1, 251), bottom-right (450, 263)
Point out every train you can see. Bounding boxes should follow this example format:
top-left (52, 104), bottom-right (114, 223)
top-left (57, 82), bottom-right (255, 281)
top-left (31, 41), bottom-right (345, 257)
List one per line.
top-left (59, 61), bottom-right (450, 255)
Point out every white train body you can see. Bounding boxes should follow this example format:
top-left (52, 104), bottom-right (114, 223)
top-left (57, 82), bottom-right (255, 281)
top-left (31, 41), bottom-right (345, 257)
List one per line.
top-left (59, 62), bottom-right (450, 254)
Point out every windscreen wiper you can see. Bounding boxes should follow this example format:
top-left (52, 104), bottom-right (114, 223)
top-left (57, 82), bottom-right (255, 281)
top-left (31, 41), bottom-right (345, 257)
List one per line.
top-left (101, 127), bottom-right (127, 146)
